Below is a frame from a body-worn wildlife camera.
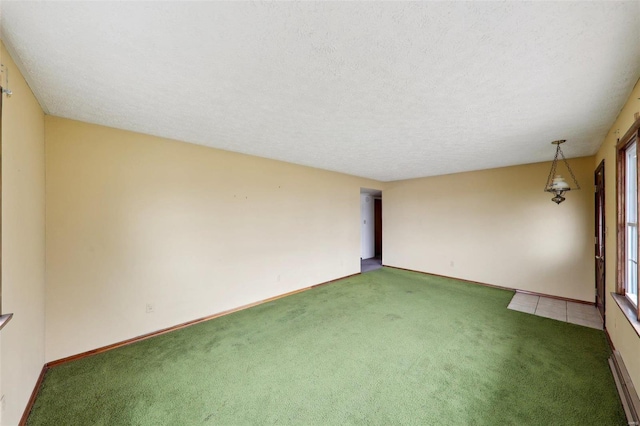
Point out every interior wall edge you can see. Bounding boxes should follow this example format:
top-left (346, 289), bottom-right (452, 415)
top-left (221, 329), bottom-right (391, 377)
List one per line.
top-left (0, 42), bottom-right (47, 426)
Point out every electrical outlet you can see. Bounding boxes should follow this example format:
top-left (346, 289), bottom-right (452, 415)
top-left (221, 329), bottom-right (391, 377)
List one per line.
top-left (146, 303), bottom-right (155, 314)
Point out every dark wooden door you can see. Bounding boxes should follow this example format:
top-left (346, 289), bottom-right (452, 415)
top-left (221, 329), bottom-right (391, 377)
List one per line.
top-left (595, 160), bottom-right (605, 320)
top-left (374, 199), bottom-right (382, 257)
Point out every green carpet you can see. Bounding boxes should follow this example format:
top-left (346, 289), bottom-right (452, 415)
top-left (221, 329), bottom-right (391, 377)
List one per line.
top-left (27, 268), bottom-right (625, 425)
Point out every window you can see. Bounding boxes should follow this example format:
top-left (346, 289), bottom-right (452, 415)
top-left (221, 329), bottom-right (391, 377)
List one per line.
top-left (617, 121), bottom-right (640, 321)
top-left (625, 142), bottom-right (638, 307)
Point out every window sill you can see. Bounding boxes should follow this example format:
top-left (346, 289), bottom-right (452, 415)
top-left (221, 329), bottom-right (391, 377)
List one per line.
top-left (612, 293), bottom-right (640, 338)
top-left (0, 313), bottom-right (13, 331)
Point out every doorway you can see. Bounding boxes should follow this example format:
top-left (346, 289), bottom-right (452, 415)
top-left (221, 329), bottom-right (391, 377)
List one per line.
top-left (594, 160), bottom-right (605, 321)
top-left (360, 188), bottom-right (382, 273)
top-left (375, 198), bottom-right (382, 257)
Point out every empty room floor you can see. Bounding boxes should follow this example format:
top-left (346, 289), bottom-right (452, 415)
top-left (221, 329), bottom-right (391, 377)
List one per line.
top-left (507, 292), bottom-right (603, 330)
top-left (25, 269), bottom-right (624, 425)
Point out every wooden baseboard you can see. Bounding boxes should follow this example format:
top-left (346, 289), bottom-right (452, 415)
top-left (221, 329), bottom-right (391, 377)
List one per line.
top-left (19, 365), bottom-right (48, 426)
top-left (514, 289), bottom-right (594, 306)
top-left (47, 272), bottom-right (360, 369)
top-left (383, 265), bottom-right (595, 306)
top-left (311, 273), bottom-right (359, 288)
top-left (384, 265), bottom-right (518, 291)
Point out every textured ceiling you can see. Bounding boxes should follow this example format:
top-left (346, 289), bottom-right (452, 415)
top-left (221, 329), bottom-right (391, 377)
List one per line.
top-left (2, 2), bottom-right (640, 181)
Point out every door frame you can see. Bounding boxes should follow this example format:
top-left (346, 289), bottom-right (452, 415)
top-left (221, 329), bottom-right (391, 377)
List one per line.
top-left (374, 198), bottom-right (382, 258)
top-left (595, 160), bottom-right (606, 321)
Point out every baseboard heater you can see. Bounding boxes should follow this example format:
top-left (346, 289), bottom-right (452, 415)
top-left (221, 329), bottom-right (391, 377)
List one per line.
top-left (609, 350), bottom-right (640, 425)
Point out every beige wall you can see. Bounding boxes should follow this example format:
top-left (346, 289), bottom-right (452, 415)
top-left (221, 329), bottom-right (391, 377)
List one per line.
top-left (384, 156), bottom-right (595, 302)
top-left (0, 44), bottom-right (46, 425)
top-left (3, 32), bottom-right (636, 418)
top-left (45, 116), bottom-right (382, 361)
top-left (595, 78), bottom-right (640, 390)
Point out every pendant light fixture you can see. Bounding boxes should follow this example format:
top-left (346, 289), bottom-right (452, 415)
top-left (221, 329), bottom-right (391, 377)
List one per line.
top-left (544, 140), bottom-right (580, 204)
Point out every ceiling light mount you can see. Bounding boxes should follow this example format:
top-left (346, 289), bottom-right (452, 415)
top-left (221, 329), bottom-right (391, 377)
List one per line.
top-left (544, 140), bottom-right (580, 205)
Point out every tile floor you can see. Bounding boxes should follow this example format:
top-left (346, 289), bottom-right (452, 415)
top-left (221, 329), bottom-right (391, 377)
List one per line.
top-left (507, 292), bottom-right (603, 330)
top-left (361, 256), bottom-right (383, 273)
